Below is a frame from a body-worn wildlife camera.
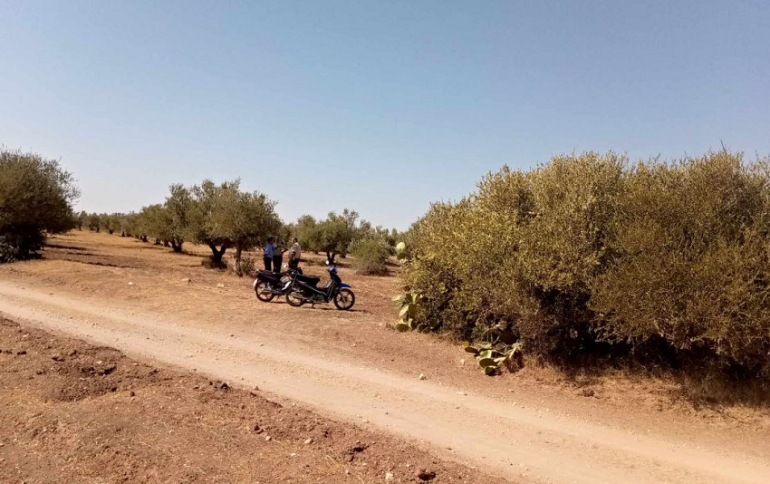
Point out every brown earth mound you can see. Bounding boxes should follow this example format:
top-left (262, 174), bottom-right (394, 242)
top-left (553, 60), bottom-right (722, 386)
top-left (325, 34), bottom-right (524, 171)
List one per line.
top-left (0, 317), bottom-right (501, 483)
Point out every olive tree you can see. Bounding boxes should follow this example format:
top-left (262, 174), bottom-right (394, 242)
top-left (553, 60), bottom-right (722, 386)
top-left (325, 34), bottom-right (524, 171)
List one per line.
top-left (316, 209), bottom-right (360, 263)
top-left (138, 204), bottom-right (172, 245)
top-left (0, 148), bottom-right (78, 261)
top-left (87, 213), bottom-right (101, 232)
top-left (294, 215), bottom-right (322, 253)
top-left (188, 179), bottom-right (280, 273)
top-left (163, 184), bottom-right (192, 252)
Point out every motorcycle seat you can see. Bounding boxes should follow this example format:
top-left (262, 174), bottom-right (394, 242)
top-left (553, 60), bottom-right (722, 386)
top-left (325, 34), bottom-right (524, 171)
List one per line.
top-left (296, 274), bottom-right (321, 286)
top-left (257, 270), bottom-right (281, 280)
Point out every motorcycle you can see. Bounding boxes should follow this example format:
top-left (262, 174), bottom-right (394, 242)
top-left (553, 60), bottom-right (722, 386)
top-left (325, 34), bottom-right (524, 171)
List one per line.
top-left (251, 266), bottom-right (302, 302)
top-left (285, 261), bottom-right (355, 310)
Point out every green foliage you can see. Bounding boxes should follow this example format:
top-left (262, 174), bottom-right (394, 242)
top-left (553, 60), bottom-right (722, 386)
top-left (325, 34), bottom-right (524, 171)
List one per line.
top-left (392, 291), bottom-right (429, 332)
top-left (294, 215), bottom-right (322, 253)
top-left (290, 211), bottom-right (398, 264)
top-left (87, 213), bottom-right (102, 232)
top-left (0, 148), bottom-right (79, 261)
top-left (316, 209), bottom-right (359, 262)
top-left (350, 236), bottom-right (390, 275)
top-left (188, 179), bottom-right (281, 273)
top-left (400, 150), bottom-right (770, 381)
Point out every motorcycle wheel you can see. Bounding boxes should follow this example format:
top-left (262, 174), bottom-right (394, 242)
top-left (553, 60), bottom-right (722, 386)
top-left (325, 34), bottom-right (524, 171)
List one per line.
top-left (255, 281), bottom-right (275, 302)
top-left (286, 291), bottom-right (306, 307)
top-left (333, 288), bottom-right (355, 310)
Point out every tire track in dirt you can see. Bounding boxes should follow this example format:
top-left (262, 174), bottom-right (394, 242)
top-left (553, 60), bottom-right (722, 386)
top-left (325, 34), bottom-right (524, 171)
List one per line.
top-left (1, 280), bottom-right (768, 484)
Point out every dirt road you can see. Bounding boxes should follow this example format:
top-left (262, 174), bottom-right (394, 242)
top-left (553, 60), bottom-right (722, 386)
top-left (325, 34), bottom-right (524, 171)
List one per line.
top-left (1, 232), bottom-right (769, 483)
top-left (2, 278), bottom-right (769, 484)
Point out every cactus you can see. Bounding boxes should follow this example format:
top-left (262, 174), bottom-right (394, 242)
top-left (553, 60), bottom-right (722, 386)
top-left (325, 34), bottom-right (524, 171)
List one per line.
top-left (392, 290), bottom-right (423, 332)
top-left (462, 333), bottom-right (525, 376)
top-left (395, 241), bottom-right (407, 260)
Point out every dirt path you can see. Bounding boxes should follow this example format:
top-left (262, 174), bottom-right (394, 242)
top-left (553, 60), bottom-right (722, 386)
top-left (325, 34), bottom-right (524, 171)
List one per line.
top-left (2, 279), bottom-right (768, 484)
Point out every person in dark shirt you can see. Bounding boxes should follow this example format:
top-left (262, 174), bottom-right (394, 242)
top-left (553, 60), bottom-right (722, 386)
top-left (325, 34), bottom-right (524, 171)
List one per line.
top-left (263, 237), bottom-right (274, 271)
top-left (272, 237), bottom-right (285, 273)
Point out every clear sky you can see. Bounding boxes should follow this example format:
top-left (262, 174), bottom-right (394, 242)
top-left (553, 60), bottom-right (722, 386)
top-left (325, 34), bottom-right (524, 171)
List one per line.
top-left (2, 1), bottom-right (768, 230)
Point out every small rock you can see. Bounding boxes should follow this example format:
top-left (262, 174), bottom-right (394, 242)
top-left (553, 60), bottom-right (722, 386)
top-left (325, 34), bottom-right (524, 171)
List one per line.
top-left (253, 424), bottom-right (263, 434)
top-left (51, 354), bottom-right (64, 362)
top-left (265, 435), bottom-right (272, 441)
top-left (216, 283), bottom-right (225, 288)
top-left (16, 350), bottom-right (26, 356)
top-left (385, 472), bottom-right (394, 481)
top-left (219, 382), bottom-right (230, 391)
top-left (99, 364), bottom-right (117, 376)
top-left (457, 391), bottom-right (466, 396)
top-left (459, 359), bottom-right (465, 366)
top-left (130, 391), bottom-right (136, 397)
top-left (181, 278), bottom-right (192, 283)
top-left (304, 438), bottom-right (313, 445)
top-left (580, 388), bottom-right (595, 398)
top-left (419, 373), bottom-right (427, 381)
top-left (68, 349), bottom-right (78, 357)
top-left (417, 469), bottom-right (437, 481)
top-left (128, 282), bottom-right (133, 286)
top-left (290, 453), bottom-right (297, 457)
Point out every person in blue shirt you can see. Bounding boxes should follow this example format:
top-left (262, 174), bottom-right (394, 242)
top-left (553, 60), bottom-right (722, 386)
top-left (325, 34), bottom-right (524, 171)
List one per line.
top-left (272, 236), bottom-right (286, 273)
top-left (263, 237), bottom-right (274, 271)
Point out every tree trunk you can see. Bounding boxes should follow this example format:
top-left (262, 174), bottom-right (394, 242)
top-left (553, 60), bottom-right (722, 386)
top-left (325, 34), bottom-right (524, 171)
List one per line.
top-left (170, 239), bottom-right (183, 253)
top-left (163, 240), bottom-right (170, 247)
top-left (108, 229), bottom-right (114, 235)
top-left (141, 235), bottom-right (148, 243)
top-left (234, 245), bottom-right (243, 277)
top-left (208, 243), bottom-right (228, 265)
top-left (154, 239), bottom-right (161, 245)
top-left (96, 227), bottom-right (100, 233)
top-left (327, 251), bottom-right (336, 264)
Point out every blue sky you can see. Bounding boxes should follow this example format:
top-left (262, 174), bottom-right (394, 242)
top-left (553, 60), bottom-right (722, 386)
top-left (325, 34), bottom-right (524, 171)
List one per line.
top-left (1, 1), bottom-right (768, 230)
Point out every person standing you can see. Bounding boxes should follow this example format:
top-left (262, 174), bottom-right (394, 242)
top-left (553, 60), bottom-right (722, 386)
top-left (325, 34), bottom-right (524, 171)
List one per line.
top-left (263, 237), bottom-right (274, 271)
top-left (272, 237), bottom-right (285, 273)
top-left (288, 237), bottom-right (302, 270)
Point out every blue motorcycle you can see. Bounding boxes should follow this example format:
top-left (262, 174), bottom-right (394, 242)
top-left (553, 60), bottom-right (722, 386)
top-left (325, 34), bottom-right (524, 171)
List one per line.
top-left (286, 261), bottom-right (355, 310)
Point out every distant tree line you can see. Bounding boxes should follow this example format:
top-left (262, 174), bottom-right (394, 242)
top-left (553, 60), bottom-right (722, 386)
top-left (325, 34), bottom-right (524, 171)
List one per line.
top-left (77, 183), bottom-right (401, 275)
top-left (1, 147), bottom-right (400, 275)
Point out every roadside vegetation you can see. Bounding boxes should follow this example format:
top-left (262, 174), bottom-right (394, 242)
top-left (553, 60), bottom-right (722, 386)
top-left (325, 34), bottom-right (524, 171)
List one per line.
top-left (396, 150), bottom-right (770, 391)
top-left (0, 148), bottom-right (79, 262)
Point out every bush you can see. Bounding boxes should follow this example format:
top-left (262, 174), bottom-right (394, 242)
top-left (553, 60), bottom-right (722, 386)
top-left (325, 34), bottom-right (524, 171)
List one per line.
top-left (0, 148), bottom-right (78, 261)
top-left (229, 254), bottom-right (256, 275)
top-left (401, 151), bottom-right (770, 382)
top-left (350, 237), bottom-right (390, 275)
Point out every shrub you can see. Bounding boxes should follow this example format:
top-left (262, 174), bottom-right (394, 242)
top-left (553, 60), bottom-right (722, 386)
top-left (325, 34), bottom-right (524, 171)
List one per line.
top-left (400, 150), bottom-right (770, 382)
top-left (350, 237), bottom-right (390, 275)
top-left (0, 148), bottom-right (78, 261)
top-left (229, 254), bottom-right (255, 275)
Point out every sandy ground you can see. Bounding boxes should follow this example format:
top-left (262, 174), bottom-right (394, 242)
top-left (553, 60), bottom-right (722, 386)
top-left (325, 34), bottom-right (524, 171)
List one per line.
top-left (0, 231), bottom-right (769, 484)
top-left (0, 317), bottom-right (492, 483)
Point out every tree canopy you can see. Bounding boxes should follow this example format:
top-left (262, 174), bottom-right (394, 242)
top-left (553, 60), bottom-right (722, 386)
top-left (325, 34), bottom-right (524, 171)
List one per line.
top-left (0, 149), bottom-right (79, 261)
